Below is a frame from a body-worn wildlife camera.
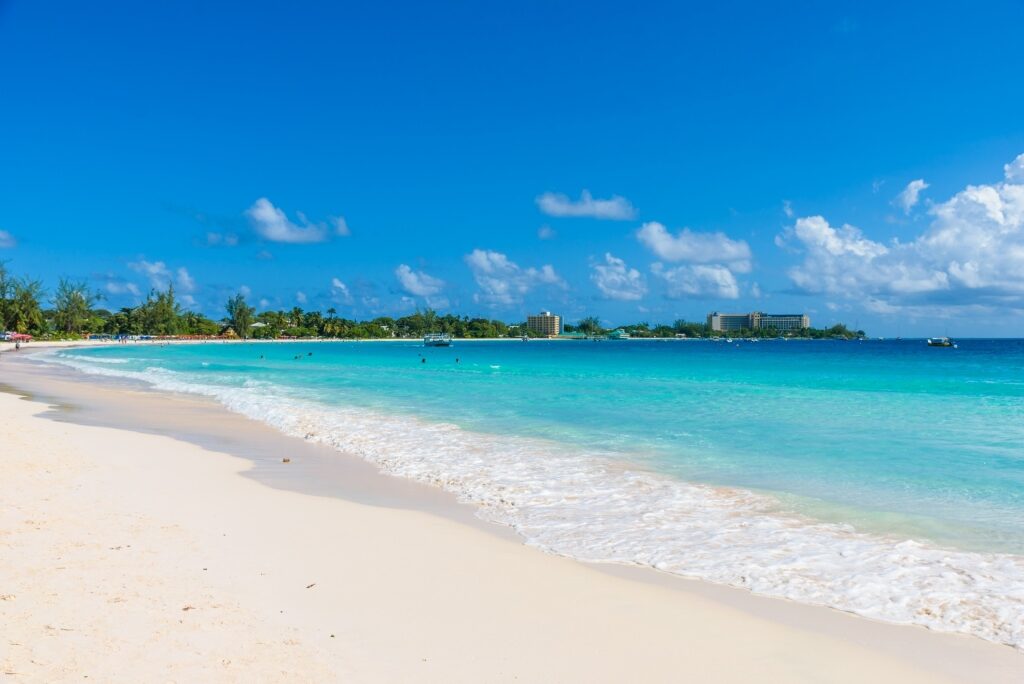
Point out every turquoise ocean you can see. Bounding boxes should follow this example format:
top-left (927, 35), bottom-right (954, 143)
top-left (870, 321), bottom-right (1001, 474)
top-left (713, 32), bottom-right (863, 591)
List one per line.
top-left (47, 339), bottom-right (1024, 646)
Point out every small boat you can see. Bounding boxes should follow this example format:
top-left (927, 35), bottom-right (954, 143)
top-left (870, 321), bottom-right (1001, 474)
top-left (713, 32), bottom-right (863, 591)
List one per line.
top-left (927, 337), bottom-right (956, 348)
top-left (423, 333), bottom-right (452, 347)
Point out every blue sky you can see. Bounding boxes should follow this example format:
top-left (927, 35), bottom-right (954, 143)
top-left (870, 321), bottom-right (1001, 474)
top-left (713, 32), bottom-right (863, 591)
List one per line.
top-left (2, 1), bottom-right (1023, 335)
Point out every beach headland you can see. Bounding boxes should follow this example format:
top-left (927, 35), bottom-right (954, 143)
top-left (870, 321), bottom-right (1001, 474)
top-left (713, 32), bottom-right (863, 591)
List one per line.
top-left (1, 349), bottom-right (1021, 682)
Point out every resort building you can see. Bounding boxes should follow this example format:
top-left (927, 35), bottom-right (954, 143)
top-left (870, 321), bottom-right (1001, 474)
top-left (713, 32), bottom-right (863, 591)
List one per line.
top-left (707, 311), bottom-right (810, 332)
top-left (527, 311), bottom-right (561, 336)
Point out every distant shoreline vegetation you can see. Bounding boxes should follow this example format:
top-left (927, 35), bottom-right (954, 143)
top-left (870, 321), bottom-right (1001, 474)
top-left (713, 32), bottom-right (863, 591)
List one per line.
top-left (0, 263), bottom-right (865, 341)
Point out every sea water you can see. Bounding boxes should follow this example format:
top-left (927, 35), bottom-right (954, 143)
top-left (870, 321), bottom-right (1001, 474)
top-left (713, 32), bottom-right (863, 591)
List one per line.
top-left (46, 339), bottom-right (1024, 647)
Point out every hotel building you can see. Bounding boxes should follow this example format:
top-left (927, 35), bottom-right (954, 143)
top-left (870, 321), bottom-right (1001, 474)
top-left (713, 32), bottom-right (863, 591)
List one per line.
top-left (707, 311), bottom-right (810, 332)
top-left (527, 311), bottom-right (562, 336)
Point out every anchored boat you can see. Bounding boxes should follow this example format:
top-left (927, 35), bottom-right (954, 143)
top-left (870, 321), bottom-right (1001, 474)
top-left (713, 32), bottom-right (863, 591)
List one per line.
top-left (927, 337), bottom-right (956, 348)
top-left (423, 332), bottom-right (453, 347)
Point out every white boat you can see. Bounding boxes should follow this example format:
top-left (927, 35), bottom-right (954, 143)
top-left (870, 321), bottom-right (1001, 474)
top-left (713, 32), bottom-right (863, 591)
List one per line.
top-left (423, 333), bottom-right (452, 347)
top-left (927, 337), bottom-right (956, 348)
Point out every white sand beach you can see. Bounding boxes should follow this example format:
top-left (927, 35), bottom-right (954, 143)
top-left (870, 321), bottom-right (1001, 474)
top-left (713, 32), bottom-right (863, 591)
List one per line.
top-left (1, 355), bottom-right (1021, 682)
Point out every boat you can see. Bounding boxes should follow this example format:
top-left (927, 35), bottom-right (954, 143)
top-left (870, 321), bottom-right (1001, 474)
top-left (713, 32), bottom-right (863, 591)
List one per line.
top-left (927, 337), bottom-right (956, 348)
top-left (423, 333), bottom-right (452, 347)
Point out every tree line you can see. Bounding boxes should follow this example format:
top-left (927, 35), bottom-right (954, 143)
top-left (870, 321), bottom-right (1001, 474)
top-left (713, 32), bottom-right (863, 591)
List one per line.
top-left (1, 262), bottom-right (864, 340)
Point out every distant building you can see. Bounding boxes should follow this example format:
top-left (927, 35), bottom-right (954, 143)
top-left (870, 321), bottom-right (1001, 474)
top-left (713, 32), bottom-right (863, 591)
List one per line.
top-left (707, 311), bottom-right (810, 332)
top-left (527, 311), bottom-right (561, 336)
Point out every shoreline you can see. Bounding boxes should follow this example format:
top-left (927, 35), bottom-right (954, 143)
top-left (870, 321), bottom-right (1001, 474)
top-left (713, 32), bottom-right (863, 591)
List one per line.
top-left (2, 352), bottom-right (1021, 680)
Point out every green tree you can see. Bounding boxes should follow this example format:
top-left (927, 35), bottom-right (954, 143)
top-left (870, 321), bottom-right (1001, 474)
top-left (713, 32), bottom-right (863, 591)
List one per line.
top-left (52, 278), bottom-right (101, 334)
top-left (0, 260), bottom-right (13, 330)
top-left (577, 316), bottom-right (603, 335)
top-left (226, 293), bottom-right (255, 339)
top-left (9, 278), bottom-right (45, 334)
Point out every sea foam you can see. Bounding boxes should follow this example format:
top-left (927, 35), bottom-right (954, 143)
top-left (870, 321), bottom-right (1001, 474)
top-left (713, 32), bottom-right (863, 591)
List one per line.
top-left (43, 351), bottom-right (1024, 649)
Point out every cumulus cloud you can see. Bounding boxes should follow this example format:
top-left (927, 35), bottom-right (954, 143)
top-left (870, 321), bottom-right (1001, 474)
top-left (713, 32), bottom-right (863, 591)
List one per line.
top-left (176, 267), bottom-right (196, 292)
top-left (1004, 153), bottom-right (1024, 182)
top-left (296, 291), bottom-right (307, 304)
top-left (536, 190), bottom-right (636, 220)
top-left (464, 249), bottom-right (565, 306)
top-left (395, 264), bottom-right (445, 297)
top-left (779, 152), bottom-right (1024, 311)
top-left (636, 221), bottom-right (751, 272)
top-left (783, 200), bottom-right (794, 218)
top-left (128, 259), bottom-right (172, 289)
top-left (0, 230), bottom-right (16, 248)
top-left (128, 260), bottom-right (197, 294)
top-left (205, 231), bottom-right (239, 247)
top-left (650, 263), bottom-right (740, 299)
top-left (537, 225), bottom-right (556, 240)
top-left (330, 277), bottom-right (353, 304)
top-left (104, 278), bottom-right (141, 298)
top-left (245, 198), bottom-right (351, 244)
top-left (896, 179), bottom-right (929, 214)
top-left (591, 253), bottom-right (646, 301)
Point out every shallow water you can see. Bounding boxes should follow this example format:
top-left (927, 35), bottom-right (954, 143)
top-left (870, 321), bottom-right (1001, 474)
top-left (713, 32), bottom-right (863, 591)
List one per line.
top-left (46, 338), bottom-right (1024, 647)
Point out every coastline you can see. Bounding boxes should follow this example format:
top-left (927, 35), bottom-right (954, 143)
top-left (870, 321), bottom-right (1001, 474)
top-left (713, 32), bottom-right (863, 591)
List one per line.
top-left (1, 352), bottom-right (1021, 681)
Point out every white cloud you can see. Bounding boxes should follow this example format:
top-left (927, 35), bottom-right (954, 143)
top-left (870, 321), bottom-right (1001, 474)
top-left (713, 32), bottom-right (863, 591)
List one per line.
top-left (245, 198), bottom-right (349, 244)
top-left (896, 179), bottom-right (929, 214)
top-left (259, 298), bottom-right (270, 308)
top-left (330, 277), bottom-right (353, 304)
top-left (591, 253), bottom-right (646, 301)
top-left (104, 279), bottom-right (141, 297)
top-left (205, 231), bottom-right (239, 246)
top-left (1003, 153), bottom-right (1024, 182)
top-left (296, 291), bottom-right (307, 304)
top-left (651, 263), bottom-right (740, 299)
top-left (239, 285), bottom-right (252, 297)
top-left (464, 249), bottom-right (566, 306)
top-left (751, 282), bottom-right (762, 298)
top-left (779, 215), bottom-right (948, 296)
top-left (0, 230), bottom-right (16, 248)
top-left (176, 267), bottom-right (196, 292)
top-left (536, 190), bottom-right (636, 220)
top-left (128, 259), bottom-right (172, 289)
top-left (537, 225), bottom-right (556, 240)
top-left (783, 200), bottom-right (794, 218)
top-left (636, 221), bottom-right (751, 272)
top-left (779, 152), bottom-right (1024, 311)
top-left (395, 264), bottom-right (445, 297)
